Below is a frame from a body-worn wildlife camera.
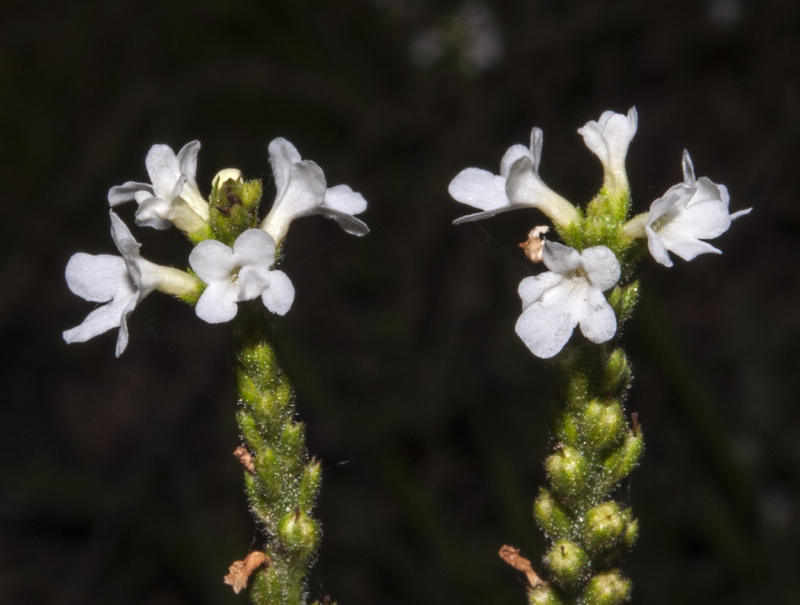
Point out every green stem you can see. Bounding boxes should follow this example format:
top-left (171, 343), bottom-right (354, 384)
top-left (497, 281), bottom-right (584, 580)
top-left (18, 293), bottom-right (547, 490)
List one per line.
top-left (231, 303), bottom-right (321, 604)
top-left (530, 345), bottom-right (643, 605)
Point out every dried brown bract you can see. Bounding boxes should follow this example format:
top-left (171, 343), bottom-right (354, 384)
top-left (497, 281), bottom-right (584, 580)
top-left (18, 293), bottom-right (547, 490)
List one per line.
top-left (519, 226), bottom-right (550, 263)
top-left (499, 544), bottom-right (544, 588)
top-left (224, 550), bottom-right (269, 594)
top-left (233, 445), bottom-right (255, 474)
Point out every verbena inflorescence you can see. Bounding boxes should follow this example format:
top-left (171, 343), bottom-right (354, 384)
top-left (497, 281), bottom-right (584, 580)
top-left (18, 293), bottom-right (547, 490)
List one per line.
top-left (63, 137), bottom-right (369, 603)
top-left (63, 137), bottom-right (369, 356)
top-left (449, 108), bottom-right (750, 604)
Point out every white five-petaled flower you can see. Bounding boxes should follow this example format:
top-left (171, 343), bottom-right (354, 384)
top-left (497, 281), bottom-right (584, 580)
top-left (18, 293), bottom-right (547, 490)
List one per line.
top-left (108, 141), bottom-right (210, 234)
top-left (625, 150), bottom-right (751, 267)
top-left (189, 229), bottom-right (295, 324)
top-left (449, 128), bottom-right (579, 227)
top-left (515, 241), bottom-right (621, 359)
top-left (578, 108), bottom-right (638, 198)
top-left (63, 212), bottom-right (199, 357)
top-left (260, 138), bottom-right (369, 246)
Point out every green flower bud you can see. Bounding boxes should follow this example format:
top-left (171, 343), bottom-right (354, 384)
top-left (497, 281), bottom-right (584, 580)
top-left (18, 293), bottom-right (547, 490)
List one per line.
top-left (253, 447), bottom-right (290, 507)
top-left (278, 510), bottom-right (320, 558)
top-left (564, 372), bottom-right (590, 410)
top-left (534, 489), bottom-right (572, 539)
top-left (299, 458), bottom-right (322, 508)
top-left (581, 570), bottom-right (631, 605)
top-left (546, 446), bottom-right (589, 502)
top-left (607, 281), bottom-right (639, 324)
top-left (623, 515), bottom-right (639, 549)
top-left (600, 348), bottom-right (631, 395)
top-left (582, 502), bottom-right (626, 554)
top-left (601, 430), bottom-right (644, 489)
top-left (583, 399), bottom-right (625, 453)
top-left (545, 540), bottom-right (589, 588)
top-left (281, 422), bottom-right (306, 462)
top-left (554, 412), bottom-right (582, 446)
top-left (209, 172), bottom-right (264, 245)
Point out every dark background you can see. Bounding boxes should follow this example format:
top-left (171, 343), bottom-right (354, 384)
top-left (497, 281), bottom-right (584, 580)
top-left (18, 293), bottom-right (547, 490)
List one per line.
top-left (2, 1), bottom-right (799, 603)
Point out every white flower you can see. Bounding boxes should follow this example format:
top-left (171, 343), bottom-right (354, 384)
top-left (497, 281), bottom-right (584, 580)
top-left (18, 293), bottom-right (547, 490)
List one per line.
top-left (108, 141), bottom-right (210, 234)
top-left (63, 212), bottom-right (198, 357)
top-left (260, 138), bottom-right (369, 246)
top-left (449, 128), bottom-right (579, 227)
top-left (627, 150), bottom-right (751, 267)
top-left (515, 242), bottom-right (621, 359)
top-left (578, 108), bottom-right (638, 197)
top-left (189, 229), bottom-right (295, 324)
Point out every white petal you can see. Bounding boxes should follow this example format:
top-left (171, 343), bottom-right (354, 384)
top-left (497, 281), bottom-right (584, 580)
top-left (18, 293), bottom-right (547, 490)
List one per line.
top-left (515, 280), bottom-right (580, 359)
top-left (262, 160), bottom-right (327, 242)
top-left (176, 140), bottom-right (201, 181)
top-left (109, 212), bottom-right (141, 258)
top-left (195, 282), bottom-right (239, 324)
top-left (731, 207), bottom-right (752, 220)
top-left (644, 224), bottom-right (674, 267)
top-left (63, 295), bottom-right (132, 345)
top-left (578, 107), bottom-right (637, 191)
top-left (499, 143), bottom-right (532, 178)
top-left (145, 144), bottom-right (182, 201)
top-left (578, 287), bottom-right (617, 344)
top-left (505, 158), bottom-right (578, 226)
top-left (115, 294), bottom-right (141, 357)
top-left (659, 199), bottom-right (731, 242)
top-left (268, 138), bottom-right (303, 199)
top-left (65, 253), bottom-right (129, 302)
top-left (579, 108), bottom-right (638, 163)
top-left (238, 265), bottom-right (272, 301)
top-left (261, 270), bottom-right (295, 316)
top-left (321, 209), bottom-right (370, 236)
top-left (581, 246), bottom-right (621, 292)
top-left (517, 272), bottom-right (563, 306)
top-left (324, 184), bottom-right (368, 215)
top-left (448, 167), bottom-right (508, 212)
top-left (108, 181), bottom-right (152, 206)
top-left (189, 239), bottom-right (238, 283)
top-left (659, 237), bottom-right (721, 262)
top-left (134, 196), bottom-right (173, 230)
top-left (681, 149), bottom-right (697, 186)
top-left (233, 229), bottom-right (276, 267)
top-left (542, 241), bottom-right (582, 274)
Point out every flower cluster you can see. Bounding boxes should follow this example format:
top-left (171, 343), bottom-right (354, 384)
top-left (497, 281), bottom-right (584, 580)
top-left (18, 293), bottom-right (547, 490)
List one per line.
top-left (450, 108), bottom-right (750, 359)
top-left (64, 139), bottom-right (369, 356)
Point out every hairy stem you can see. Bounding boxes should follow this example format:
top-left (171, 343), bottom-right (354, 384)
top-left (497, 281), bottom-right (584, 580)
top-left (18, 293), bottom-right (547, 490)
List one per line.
top-left (231, 303), bottom-right (321, 604)
top-left (530, 345), bottom-right (643, 605)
